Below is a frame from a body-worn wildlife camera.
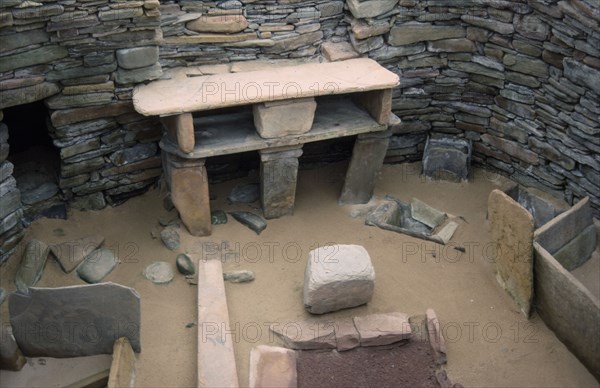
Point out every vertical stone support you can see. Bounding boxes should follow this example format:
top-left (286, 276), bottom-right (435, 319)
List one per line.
top-left (165, 152), bottom-right (211, 236)
top-left (259, 146), bottom-right (303, 219)
top-left (340, 130), bottom-right (392, 205)
top-left (160, 113), bottom-right (195, 154)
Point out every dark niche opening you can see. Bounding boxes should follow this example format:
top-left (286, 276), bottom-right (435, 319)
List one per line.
top-left (4, 101), bottom-right (65, 222)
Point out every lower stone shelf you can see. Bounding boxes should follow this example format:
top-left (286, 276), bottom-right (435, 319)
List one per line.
top-left (159, 97), bottom-right (387, 159)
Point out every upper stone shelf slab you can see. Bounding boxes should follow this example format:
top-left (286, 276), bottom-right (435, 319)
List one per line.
top-left (133, 58), bottom-right (399, 116)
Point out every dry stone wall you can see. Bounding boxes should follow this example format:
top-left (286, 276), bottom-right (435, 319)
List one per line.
top-left (0, 0), bottom-right (599, 262)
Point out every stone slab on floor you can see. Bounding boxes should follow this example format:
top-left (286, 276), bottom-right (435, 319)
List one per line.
top-left (270, 320), bottom-right (336, 350)
top-left (50, 234), bottom-right (105, 273)
top-left (353, 312), bottom-right (412, 347)
top-left (303, 244), bottom-right (375, 314)
top-left (15, 239), bottom-right (50, 292)
top-left (334, 318), bottom-right (360, 351)
top-left (488, 189), bottom-right (534, 317)
top-left (197, 259), bottom-right (239, 387)
top-left (249, 345), bottom-right (297, 388)
top-left (9, 283), bottom-right (140, 357)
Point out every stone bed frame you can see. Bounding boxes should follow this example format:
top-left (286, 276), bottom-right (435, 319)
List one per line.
top-left (133, 58), bottom-right (399, 236)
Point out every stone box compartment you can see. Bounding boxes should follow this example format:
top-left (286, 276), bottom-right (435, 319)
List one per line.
top-left (253, 97), bottom-right (317, 139)
top-left (422, 136), bottom-right (472, 182)
top-left (533, 197), bottom-right (599, 381)
top-left (502, 183), bottom-right (570, 229)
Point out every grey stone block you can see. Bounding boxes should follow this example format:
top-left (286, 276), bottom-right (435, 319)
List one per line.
top-left (116, 46), bottom-right (159, 70)
top-left (9, 283), bottom-right (140, 357)
top-left (422, 136), bottom-right (472, 182)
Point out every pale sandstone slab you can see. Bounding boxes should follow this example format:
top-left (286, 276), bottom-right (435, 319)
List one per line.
top-left (270, 320), bottom-right (336, 350)
top-left (321, 41), bottom-right (359, 62)
top-left (187, 15), bottom-right (249, 33)
top-left (249, 345), bottom-right (297, 388)
top-left (9, 283), bottom-right (140, 357)
top-left (253, 98), bottom-right (316, 139)
top-left (50, 234), bottom-right (105, 273)
top-left (488, 189), bottom-right (534, 317)
top-left (133, 58), bottom-right (399, 116)
top-left (303, 244), bottom-right (375, 314)
top-left (197, 259), bottom-right (239, 387)
top-left (108, 337), bottom-right (136, 388)
top-left (334, 318), bottom-right (360, 351)
top-left (353, 312), bottom-right (412, 347)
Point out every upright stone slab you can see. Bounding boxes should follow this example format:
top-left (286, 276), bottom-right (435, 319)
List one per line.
top-left (260, 146), bottom-right (302, 219)
top-left (249, 345), bottom-right (297, 388)
top-left (422, 136), bottom-right (472, 182)
top-left (488, 189), bottom-right (535, 317)
top-left (9, 283), bottom-right (141, 357)
top-left (339, 130), bottom-right (391, 205)
top-left (303, 244), bottom-right (375, 314)
top-left (0, 324), bottom-right (26, 371)
top-left (108, 337), bottom-right (136, 388)
top-left (253, 98), bottom-right (316, 139)
top-left (167, 154), bottom-right (212, 236)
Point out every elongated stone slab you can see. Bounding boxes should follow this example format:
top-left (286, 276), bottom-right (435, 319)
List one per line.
top-left (9, 283), bottom-right (140, 357)
top-left (197, 259), bottom-right (239, 387)
top-left (108, 337), bottom-right (136, 388)
top-left (15, 239), bottom-right (50, 292)
top-left (50, 235), bottom-right (105, 273)
top-left (488, 189), bottom-right (534, 317)
top-left (353, 312), bottom-right (412, 347)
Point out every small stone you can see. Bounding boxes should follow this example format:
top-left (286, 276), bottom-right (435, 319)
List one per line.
top-left (321, 41), bottom-right (359, 62)
top-left (76, 248), bottom-right (119, 284)
top-left (353, 312), bottom-right (413, 347)
top-left (15, 239), bottom-right (50, 292)
top-left (176, 253), bottom-right (196, 276)
top-left (223, 270), bottom-right (255, 283)
top-left (211, 210), bottom-right (228, 225)
top-left (230, 211), bottom-right (267, 235)
top-left (143, 261), bottom-right (174, 284)
top-left (228, 183), bottom-right (259, 203)
top-left (160, 227), bottom-right (180, 251)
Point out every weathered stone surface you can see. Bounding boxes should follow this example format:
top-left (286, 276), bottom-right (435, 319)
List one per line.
top-left (488, 189), bottom-right (534, 317)
top-left (50, 102), bottom-right (132, 128)
top-left (115, 63), bottom-right (162, 84)
top-left (15, 239), bottom-right (50, 292)
top-left (50, 235), bottom-right (105, 273)
top-left (116, 46), bottom-right (159, 70)
top-left (143, 261), bottom-right (174, 284)
top-left (0, 325), bottom-right (26, 371)
top-left (347, 0), bottom-right (398, 19)
top-left (389, 22), bottom-right (465, 46)
top-left (563, 58), bottom-right (600, 95)
top-left (107, 337), bottom-right (136, 388)
top-left (9, 283), bottom-right (140, 357)
top-left (426, 309), bottom-right (447, 365)
top-left (349, 34), bottom-right (384, 54)
top-left (270, 320), bottom-right (336, 350)
top-left (230, 211), bottom-right (267, 235)
top-left (260, 148), bottom-right (301, 219)
top-left (176, 253), bottom-right (196, 275)
top-left (428, 38), bottom-right (476, 52)
top-left (553, 224), bottom-right (597, 271)
top-left (461, 15), bottom-right (514, 34)
top-left (160, 227), bottom-right (180, 251)
top-left (249, 345), bottom-right (297, 388)
top-left (503, 54), bottom-right (548, 78)
top-left (321, 41), bottom-right (359, 62)
top-left (45, 92), bottom-right (115, 110)
top-left (254, 98), bottom-right (316, 139)
top-left (481, 134), bottom-right (539, 164)
top-left (410, 198), bottom-right (446, 228)
top-left (422, 136), bottom-right (471, 182)
top-left (76, 248), bottom-right (119, 284)
top-left (303, 244), bottom-right (375, 314)
top-left (351, 19), bottom-right (391, 39)
top-left (109, 143), bottom-right (157, 166)
top-left (264, 31), bottom-right (323, 53)
top-left (353, 312), bottom-right (412, 347)
top-left (0, 29), bottom-right (48, 53)
top-left (0, 82), bottom-right (60, 109)
top-left (187, 15), bottom-right (249, 33)
top-left (46, 62), bottom-right (117, 81)
top-left (514, 14), bottom-right (549, 40)
top-left (17, 171), bottom-right (58, 205)
top-left (334, 318), bottom-right (360, 351)
top-left (0, 45), bottom-right (68, 73)
top-left (223, 270), bottom-right (255, 283)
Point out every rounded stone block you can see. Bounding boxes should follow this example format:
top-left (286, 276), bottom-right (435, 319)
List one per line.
top-left (252, 98), bottom-right (316, 139)
top-left (303, 244), bottom-right (375, 314)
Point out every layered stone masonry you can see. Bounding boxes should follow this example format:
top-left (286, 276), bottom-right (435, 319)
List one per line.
top-left (0, 0), bottom-right (599, 263)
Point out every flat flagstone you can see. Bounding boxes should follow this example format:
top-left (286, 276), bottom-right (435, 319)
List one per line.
top-left (249, 345), bottom-right (297, 388)
top-left (353, 312), bottom-right (412, 347)
top-left (15, 239), bottom-right (50, 292)
top-left (9, 283), bottom-right (140, 357)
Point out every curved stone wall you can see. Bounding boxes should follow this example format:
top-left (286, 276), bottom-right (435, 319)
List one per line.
top-left (0, 0), bottom-right (599, 262)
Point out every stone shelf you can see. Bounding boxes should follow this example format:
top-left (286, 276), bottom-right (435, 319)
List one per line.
top-left (160, 97), bottom-right (387, 159)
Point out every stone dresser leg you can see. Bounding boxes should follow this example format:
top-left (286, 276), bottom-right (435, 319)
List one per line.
top-left (259, 146), bottom-right (303, 219)
top-left (339, 130), bottom-right (392, 205)
top-left (165, 153), bottom-right (212, 236)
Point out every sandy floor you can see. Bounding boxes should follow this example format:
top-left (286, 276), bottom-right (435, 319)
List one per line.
top-left (0, 162), bottom-right (598, 387)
